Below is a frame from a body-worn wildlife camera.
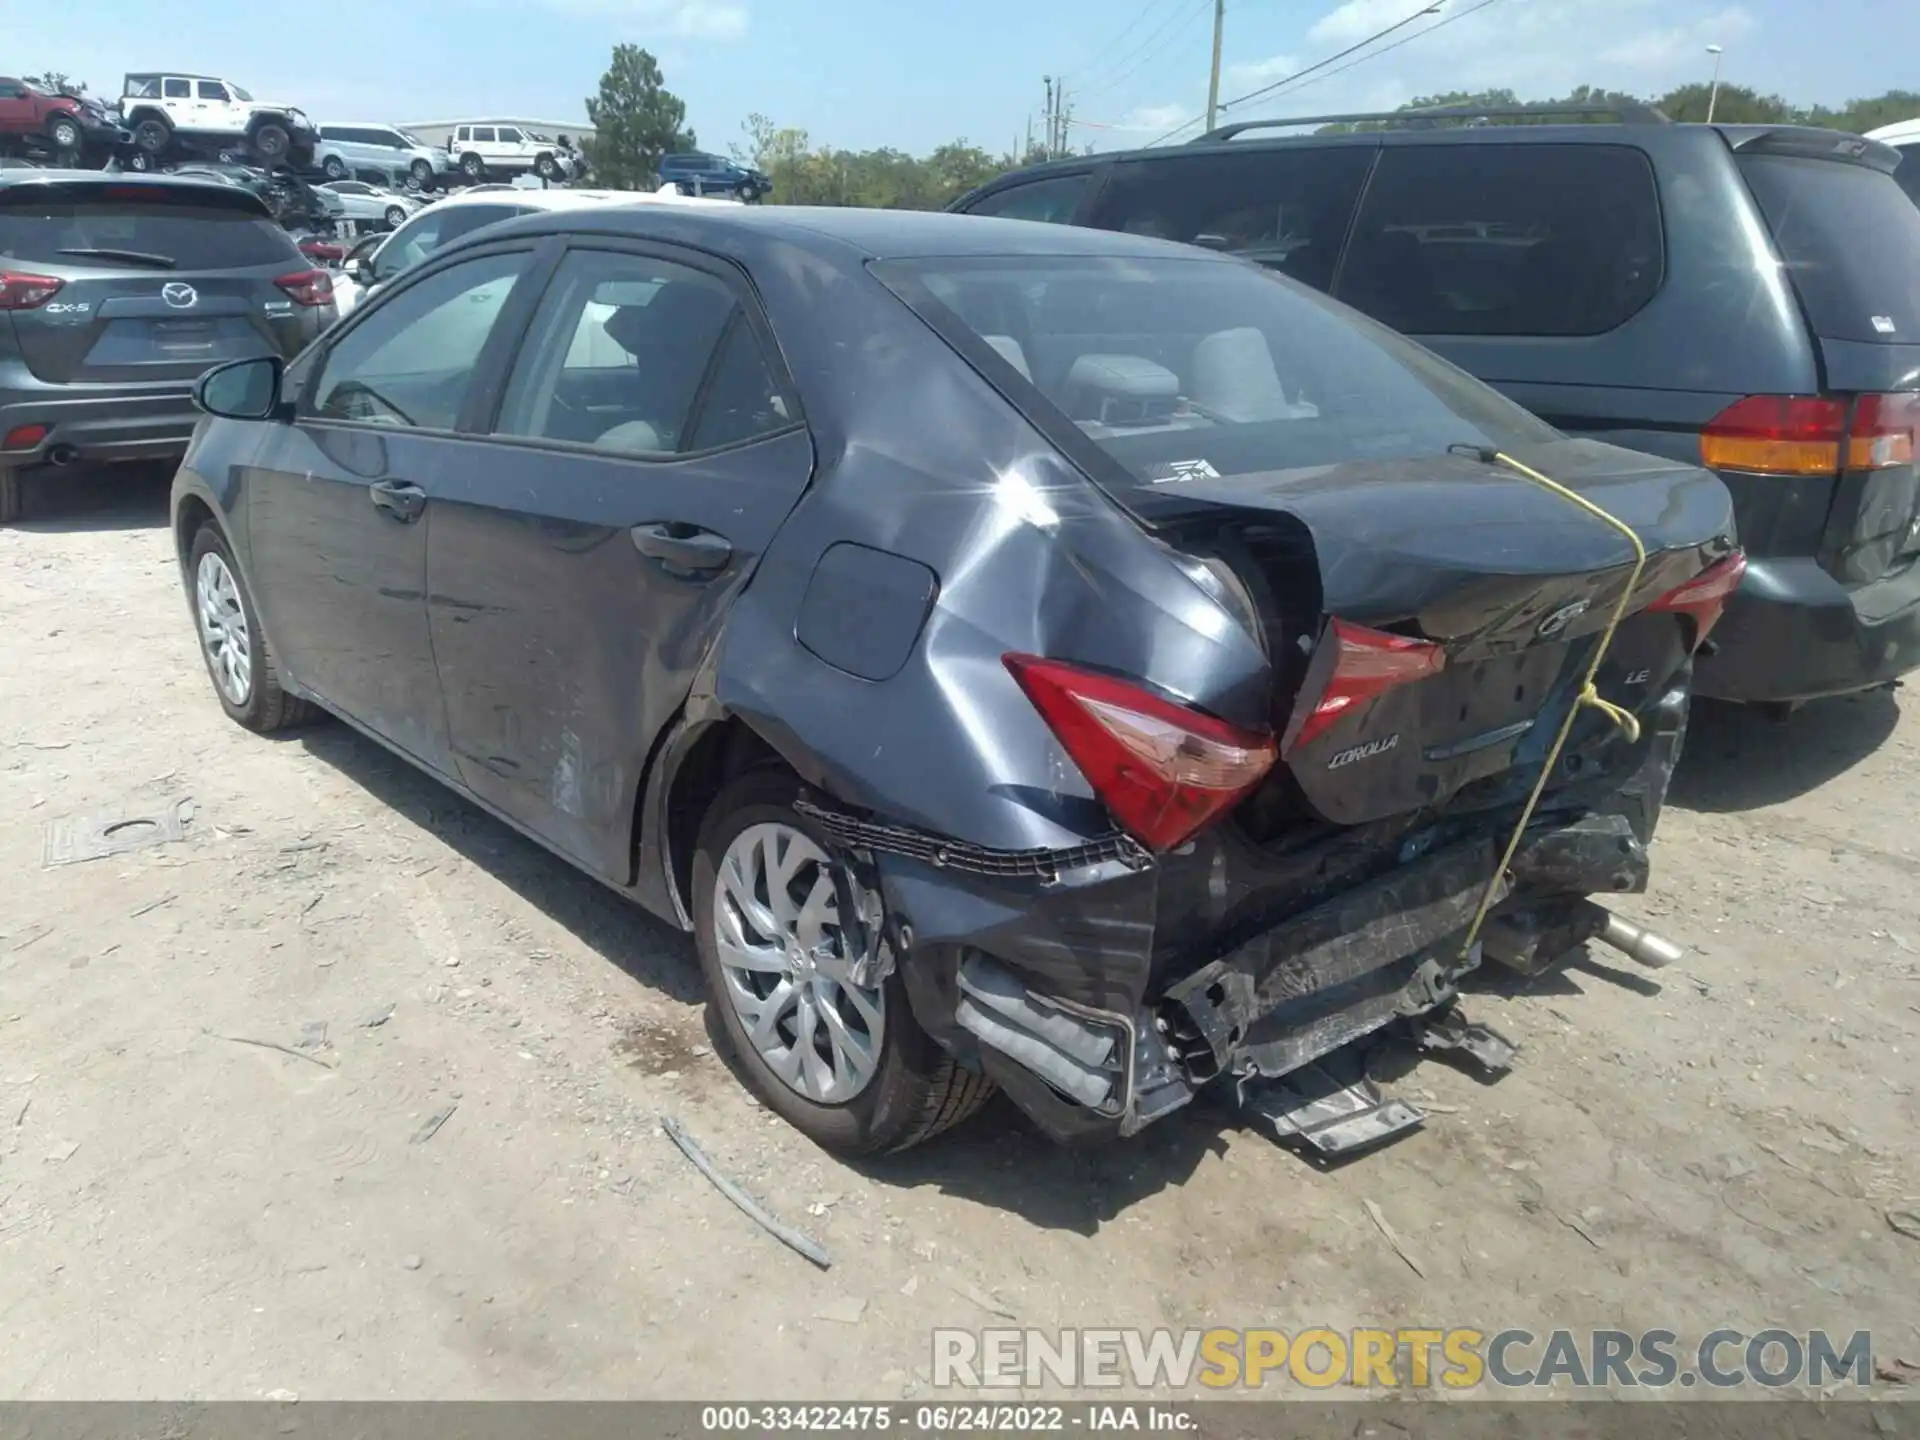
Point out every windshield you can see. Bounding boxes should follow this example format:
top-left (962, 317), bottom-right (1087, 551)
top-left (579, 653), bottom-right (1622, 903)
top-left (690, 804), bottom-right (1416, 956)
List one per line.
top-left (397, 130), bottom-right (425, 147)
top-left (23, 79), bottom-right (51, 97)
top-left (874, 254), bottom-right (1558, 504)
top-left (230, 83), bottom-right (254, 102)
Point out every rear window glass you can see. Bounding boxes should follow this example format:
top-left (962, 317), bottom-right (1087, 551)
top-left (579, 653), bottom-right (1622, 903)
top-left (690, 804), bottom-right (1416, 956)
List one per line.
top-left (1738, 153), bottom-right (1920, 344)
top-left (1337, 144), bottom-right (1665, 337)
top-left (874, 254), bottom-right (1558, 503)
top-left (0, 201), bottom-right (297, 270)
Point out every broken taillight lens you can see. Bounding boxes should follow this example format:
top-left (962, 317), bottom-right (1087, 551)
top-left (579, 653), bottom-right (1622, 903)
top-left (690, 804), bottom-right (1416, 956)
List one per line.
top-left (1648, 550), bottom-right (1747, 647)
top-left (1003, 654), bottom-right (1277, 853)
top-left (0, 271), bottom-right (64, 310)
top-left (274, 268), bottom-right (335, 307)
top-left (1283, 619), bottom-right (1447, 755)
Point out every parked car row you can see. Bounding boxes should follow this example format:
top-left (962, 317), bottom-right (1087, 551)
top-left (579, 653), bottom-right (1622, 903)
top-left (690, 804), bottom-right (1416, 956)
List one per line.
top-left (954, 104), bottom-right (1920, 712)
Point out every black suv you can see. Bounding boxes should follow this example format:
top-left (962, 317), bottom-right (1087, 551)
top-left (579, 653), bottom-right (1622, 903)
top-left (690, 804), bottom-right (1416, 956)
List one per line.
top-left (954, 107), bottom-right (1920, 708)
top-left (0, 171), bottom-right (335, 522)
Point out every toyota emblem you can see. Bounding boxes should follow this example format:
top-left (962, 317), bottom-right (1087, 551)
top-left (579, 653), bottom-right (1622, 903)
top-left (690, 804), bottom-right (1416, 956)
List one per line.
top-left (161, 282), bottom-right (198, 309)
top-left (1535, 599), bottom-right (1591, 640)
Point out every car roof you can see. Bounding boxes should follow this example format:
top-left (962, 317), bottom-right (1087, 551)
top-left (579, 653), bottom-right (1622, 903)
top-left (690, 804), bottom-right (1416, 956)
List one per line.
top-left (505, 201), bottom-right (1224, 263)
top-left (431, 187), bottom-right (627, 212)
top-left (1866, 117), bottom-right (1920, 144)
top-left (125, 72), bottom-right (226, 82)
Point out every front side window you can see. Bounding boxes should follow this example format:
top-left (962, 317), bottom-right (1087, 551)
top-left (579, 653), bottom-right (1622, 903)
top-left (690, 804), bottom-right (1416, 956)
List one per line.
top-left (196, 81), bottom-right (230, 101)
top-left (162, 78), bottom-right (191, 99)
top-left (875, 254), bottom-right (1558, 513)
top-left (1087, 147), bottom-right (1373, 292)
top-left (495, 249), bottom-right (787, 455)
top-left (965, 174), bottom-right (1090, 226)
top-left (0, 82), bottom-right (26, 100)
top-left (310, 252), bottom-right (527, 431)
top-left (496, 127), bottom-right (523, 144)
top-left (1336, 144), bottom-right (1665, 337)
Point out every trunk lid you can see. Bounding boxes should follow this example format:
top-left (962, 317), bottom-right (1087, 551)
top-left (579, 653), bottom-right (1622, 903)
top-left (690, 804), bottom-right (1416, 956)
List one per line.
top-left (1733, 138), bottom-right (1920, 586)
top-left (0, 178), bottom-right (308, 384)
top-left (1171, 440), bottom-right (1735, 827)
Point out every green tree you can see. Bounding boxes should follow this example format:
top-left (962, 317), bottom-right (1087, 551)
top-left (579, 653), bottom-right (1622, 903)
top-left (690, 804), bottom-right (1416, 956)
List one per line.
top-left (29, 71), bottom-right (85, 95)
top-left (1653, 82), bottom-right (1799, 124)
top-left (583, 45), bottom-right (695, 191)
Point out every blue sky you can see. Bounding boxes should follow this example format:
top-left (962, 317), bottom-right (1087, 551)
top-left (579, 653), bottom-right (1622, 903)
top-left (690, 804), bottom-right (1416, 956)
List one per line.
top-left (33, 0), bottom-right (1920, 158)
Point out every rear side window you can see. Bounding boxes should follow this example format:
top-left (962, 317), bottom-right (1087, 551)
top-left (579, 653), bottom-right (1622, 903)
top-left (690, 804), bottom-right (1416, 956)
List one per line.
top-left (163, 79), bottom-right (191, 99)
top-left (1337, 144), bottom-right (1665, 337)
top-left (474, 127), bottom-right (497, 143)
top-left (1087, 148), bottom-right (1373, 291)
top-left (1738, 153), bottom-right (1920, 345)
top-left (966, 175), bottom-right (1090, 226)
top-left (876, 254), bottom-right (1558, 506)
top-left (0, 201), bottom-right (298, 269)
top-left (1894, 146), bottom-right (1920, 206)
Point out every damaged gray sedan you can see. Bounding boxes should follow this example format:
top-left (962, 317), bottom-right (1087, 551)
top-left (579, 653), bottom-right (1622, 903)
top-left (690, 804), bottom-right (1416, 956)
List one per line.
top-left (171, 205), bottom-right (1741, 1155)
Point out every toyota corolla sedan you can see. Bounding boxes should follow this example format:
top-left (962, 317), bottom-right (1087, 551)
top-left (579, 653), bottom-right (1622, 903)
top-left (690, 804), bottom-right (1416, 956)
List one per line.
top-left (171, 204), bottom-right (1739, 1156)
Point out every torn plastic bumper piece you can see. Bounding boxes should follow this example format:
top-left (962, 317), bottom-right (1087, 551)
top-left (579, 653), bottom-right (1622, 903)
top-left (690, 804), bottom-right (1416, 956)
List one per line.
top-left (953, 951), bottom-right (1196, 1137)
top-left (1237, 1053), bottom-right (1428, 1157)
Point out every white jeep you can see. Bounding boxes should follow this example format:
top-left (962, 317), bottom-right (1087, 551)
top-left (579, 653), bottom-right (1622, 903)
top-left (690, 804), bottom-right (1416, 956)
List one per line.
top-left (119, 73), bottom-right (317, 167)
top-left (446, 122), bottom-right (575, 181)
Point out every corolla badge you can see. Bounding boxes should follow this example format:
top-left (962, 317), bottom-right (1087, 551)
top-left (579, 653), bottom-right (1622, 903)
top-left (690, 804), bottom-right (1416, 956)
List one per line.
top-left (1535, 599), bottom-right (1590, 640)
top-left (160, 282), bottom-right (199, 309)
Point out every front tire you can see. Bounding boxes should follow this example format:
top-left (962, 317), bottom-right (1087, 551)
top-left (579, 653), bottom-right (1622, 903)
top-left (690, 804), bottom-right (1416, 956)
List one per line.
top-left (384, 204), bottom-right (407, 228)
top-left (250, 122), bottom-right (291, 164)
top-left (460, 151), bottom-right (484, 178)
top-left (409, 157), bottom-right (432, 187)
top-left (534, 151), bottom-right (557, 178)
top-left (186, 523), bottom-right (314, 733)
top-left (48, 116), bottom-right (82, 151)
top-left (692, 768), bottom-right (994, 1155)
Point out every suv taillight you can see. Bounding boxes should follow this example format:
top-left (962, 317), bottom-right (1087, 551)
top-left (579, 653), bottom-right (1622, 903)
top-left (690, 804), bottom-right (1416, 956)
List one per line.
top-left (1648, 551), bottom-right (1748, 646)
top-left (274, 269), bottom-right (334, 307)
top-left (1701, 394), bottom-right (1920, 475)
top-left (1004, 654), bottom-right (1276, 852)
top-left (1283, 619), bottom-right (1447, 755)
top-left (0, 271), bottom-right (64, 310)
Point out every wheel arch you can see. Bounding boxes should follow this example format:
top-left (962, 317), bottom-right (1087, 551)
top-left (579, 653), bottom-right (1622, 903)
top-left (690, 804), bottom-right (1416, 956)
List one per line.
top-left (635, 709), bottom-right (789, 929)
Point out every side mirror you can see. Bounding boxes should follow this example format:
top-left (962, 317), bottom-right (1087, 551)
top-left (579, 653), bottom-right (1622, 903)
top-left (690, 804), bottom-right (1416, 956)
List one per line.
top-left (194, 354), bottom-right (285, 421)
top-left (342, 256), bottom-right (367, 281)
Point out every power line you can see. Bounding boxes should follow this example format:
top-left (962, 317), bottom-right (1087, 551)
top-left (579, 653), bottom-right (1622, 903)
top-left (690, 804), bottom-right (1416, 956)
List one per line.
top-left (1078, 0), bottom-right (1215, 100)
top-left (1075, 0), bottom-right (1189, 82)
top-left (1145, 0), bottom-right (1509, 145)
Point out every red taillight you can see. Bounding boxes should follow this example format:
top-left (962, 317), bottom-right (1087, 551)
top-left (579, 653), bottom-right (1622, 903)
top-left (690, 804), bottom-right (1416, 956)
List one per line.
top-left (1702, 393), bottom-right (1920, 475)
top-left (1649, 551), bottom-right (1747, 647)
top-left (0, 271), bottom-right (64, 311)
top-left (1003, 654), bottom-right (1277, 852)
top-left (274, 269), bottom-right (334, 307)
top-left (1284, 619), bottom-right (1447, 755)
top-left (2, 424), bottom-right (48, 451)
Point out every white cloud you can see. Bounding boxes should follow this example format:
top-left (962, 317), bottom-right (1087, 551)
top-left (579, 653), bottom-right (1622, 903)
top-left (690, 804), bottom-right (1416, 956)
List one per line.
top-left (1114, 102), bottom-right (1194, 133)
top-left (1308, 0), bottom-right (1441, 47)
top-left (534, 0), bottom-right (747, 38)
top-left (1598, 6), bottom-right (1756, 70)
top-left (1225, 53), bottom-right (1301, 88)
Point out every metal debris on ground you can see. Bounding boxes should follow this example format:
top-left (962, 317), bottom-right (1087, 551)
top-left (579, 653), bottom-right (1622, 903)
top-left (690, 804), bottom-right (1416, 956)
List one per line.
top-left (1875, 1358), bottom-right (1920, 1385)
top-left (659, 1113), bottom-right (830, 1270)
top-left (129, 893), bottom-right (178, 919)
top-left (410, 1103), bottom-right (459, 1145)
top-left (1363, 1197), bottom-right (1426, 1277)
top-left (1887, 1208), bottom-right (1920, 1242)
top-left (359, 1004), bottom-right (395, 1029)
top-left (945, 1276), bottom-right (1016, 1319)
top-left (204, 1028), bottom-right (337, 1071)
top-left (42, 797), bottom-right (195, 868)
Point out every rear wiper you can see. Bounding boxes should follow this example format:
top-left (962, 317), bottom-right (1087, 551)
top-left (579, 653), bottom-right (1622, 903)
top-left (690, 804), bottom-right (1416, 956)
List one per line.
top-left (56, 247), bottom-right (178, 269)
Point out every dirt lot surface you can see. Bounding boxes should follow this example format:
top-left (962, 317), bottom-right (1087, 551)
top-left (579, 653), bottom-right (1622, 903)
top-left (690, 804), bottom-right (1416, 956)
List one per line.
top-left (2, 470), bottom-right (1918, 1401)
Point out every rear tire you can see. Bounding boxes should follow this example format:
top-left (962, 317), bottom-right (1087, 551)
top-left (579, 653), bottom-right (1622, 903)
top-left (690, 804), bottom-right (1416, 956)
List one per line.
top-left (384, 204), bottom-right (407, 228)
top-left (186, 523), bottom-right (314, 733)
top-left (321, 154), bottom-right (348, 180)
top-left (409, 157), bottom-right (432, 187)
top-left (692, 768), bottom-right (994, 1155)
top-left (132, 116), bottom-right (171, 154)
top-left (460, 151), bottom-right (484, 179)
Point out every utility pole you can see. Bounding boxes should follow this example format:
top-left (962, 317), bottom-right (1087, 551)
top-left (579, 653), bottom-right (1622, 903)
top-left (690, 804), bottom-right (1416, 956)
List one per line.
top-left (1204, 0), bottom-right (1225, 135)
top-left (1043, 75), bottom-right (1055, 158)
top-left (1055, 80), bottom-right (1070, 154)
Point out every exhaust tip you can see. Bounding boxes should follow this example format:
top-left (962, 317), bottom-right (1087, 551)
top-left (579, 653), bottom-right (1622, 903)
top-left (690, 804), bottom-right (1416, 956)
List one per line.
top-left (1591, 909), bottom-right (1684, 970)
top-left (46, 444), bottom-right (78, 468)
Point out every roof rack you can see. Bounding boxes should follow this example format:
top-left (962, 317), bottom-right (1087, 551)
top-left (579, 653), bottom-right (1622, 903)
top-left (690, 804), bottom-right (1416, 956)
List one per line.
top-left (1193, 101), bottom-right (1670, 143)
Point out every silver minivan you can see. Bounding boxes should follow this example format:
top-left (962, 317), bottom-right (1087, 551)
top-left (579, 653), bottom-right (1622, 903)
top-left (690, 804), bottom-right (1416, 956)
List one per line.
top-left (315, 122), bottom-right (453, 188)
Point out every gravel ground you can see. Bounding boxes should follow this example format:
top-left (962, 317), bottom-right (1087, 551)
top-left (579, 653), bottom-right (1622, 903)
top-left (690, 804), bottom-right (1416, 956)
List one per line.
top-left (1, 468), bottom-right (1916, 1400)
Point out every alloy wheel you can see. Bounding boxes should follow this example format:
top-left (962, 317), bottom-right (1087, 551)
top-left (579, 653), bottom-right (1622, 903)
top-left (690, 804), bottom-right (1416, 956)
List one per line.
top-left (194, 550), bottom-right (252, 705)
top-left (712, 822), bottom-right (885, 1103)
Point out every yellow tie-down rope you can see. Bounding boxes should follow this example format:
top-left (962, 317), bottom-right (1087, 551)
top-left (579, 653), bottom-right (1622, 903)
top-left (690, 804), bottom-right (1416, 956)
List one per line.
top-left (1455, 450), bottom-right (1649, 961)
